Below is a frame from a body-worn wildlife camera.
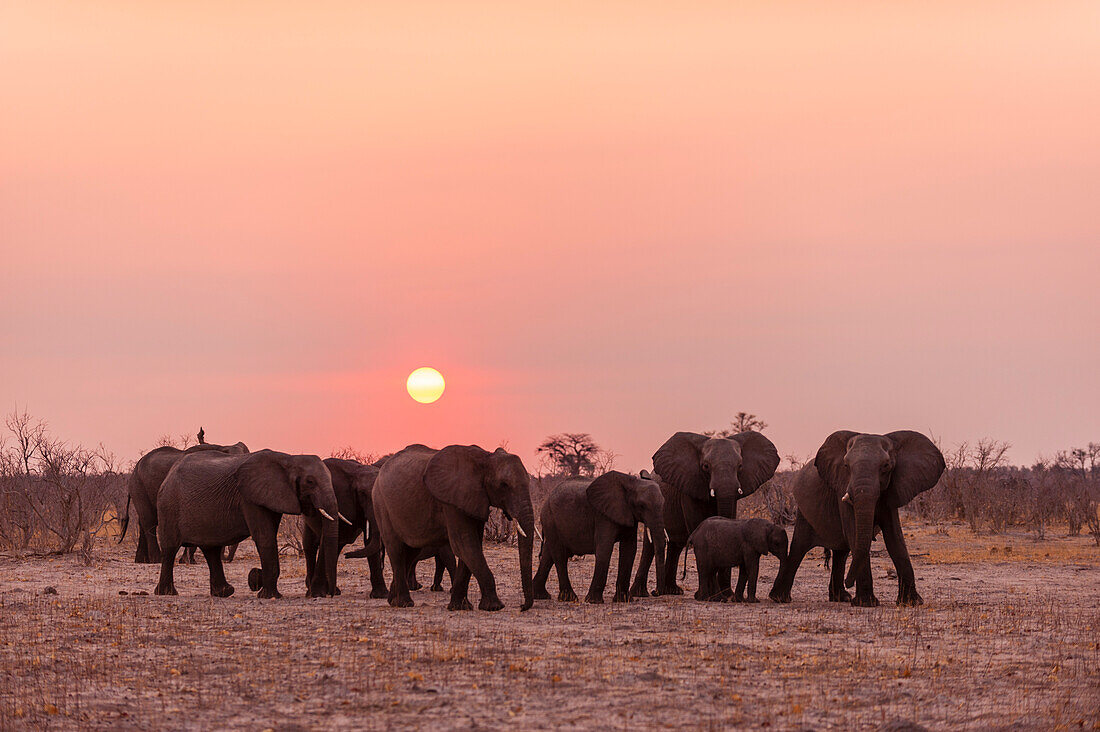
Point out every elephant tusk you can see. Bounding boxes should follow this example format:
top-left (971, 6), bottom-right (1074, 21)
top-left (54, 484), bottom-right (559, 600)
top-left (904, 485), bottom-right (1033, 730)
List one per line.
top-left (338, 512), bottom-right (353, 525)
top-left (663, 529), bottom-right (670, 543)
top-left (737, 487), bottom-right (744, 496)
top-left (710, 488), bottom-right (715, 497)
top-left (535, 525), bottom-right (543, 541)
top-left (841, 492), bottom-right (851, 504)
top-left (318, 509), bottom-right (336, 521)
top-left (514, 520), bottom-right (527, 539)
top-left (643, 524), bottom-right (651, 543)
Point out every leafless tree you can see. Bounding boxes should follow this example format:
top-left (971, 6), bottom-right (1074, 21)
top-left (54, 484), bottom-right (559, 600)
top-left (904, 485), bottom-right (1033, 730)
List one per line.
top-left (704, 412), bottom-right (768, 438)
top-left (535, 433), bottom-right (613, 477)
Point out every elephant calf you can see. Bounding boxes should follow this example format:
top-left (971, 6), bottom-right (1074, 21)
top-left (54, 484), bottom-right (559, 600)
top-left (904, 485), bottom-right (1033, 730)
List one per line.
top-left (534, 471), bottom-right (667, 604)
top-left (688, 517), bottom-right (788, 603)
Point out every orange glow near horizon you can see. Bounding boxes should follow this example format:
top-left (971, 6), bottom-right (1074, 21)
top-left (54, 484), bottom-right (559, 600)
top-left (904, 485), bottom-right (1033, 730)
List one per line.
top-left (1, 2), bottom-right (1097, 468)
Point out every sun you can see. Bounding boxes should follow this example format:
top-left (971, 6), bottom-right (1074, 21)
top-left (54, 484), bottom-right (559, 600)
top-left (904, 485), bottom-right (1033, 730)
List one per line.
top-left (406, 367), bottom-right (445, 404)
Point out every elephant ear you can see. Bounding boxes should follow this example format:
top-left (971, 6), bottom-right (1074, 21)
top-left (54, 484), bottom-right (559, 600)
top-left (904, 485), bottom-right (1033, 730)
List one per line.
top-left (423, 445), bottom-right (491, 521)
top-left (586, 472), bottom-right (634, 526)
top-left (235, 451), bottom-right (302, 515)
top-left (731, 431), bottom-right (781, 496)
top-left (885, 431), bottom-right (946, 508)
top-left (814, 430), bottom-right (860, 494)
top-left (652, 432), bottom-right (709, 500)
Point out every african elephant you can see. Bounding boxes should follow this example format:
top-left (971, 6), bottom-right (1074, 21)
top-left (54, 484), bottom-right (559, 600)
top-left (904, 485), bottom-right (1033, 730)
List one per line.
top-left (122, 439), bottom-right (249, 563)
top-left (630, 431), bottom-right (780, 597)
top-left (769, 430), bottom-right (945, 607)
top-left (300, 457), bottom-right (457, 598)
top-left (533, 471), bottom-right (667, 604)
top-left (373, 444), bottom-right (535, 611)
top-left (155, 449), bottom-right (340, 599)
top-left (688, 517), bottom-right (788, 603)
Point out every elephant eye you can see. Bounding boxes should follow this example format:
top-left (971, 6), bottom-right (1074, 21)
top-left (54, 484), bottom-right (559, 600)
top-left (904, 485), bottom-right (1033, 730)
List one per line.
top-left (701, 461), bottom-right (711, 471)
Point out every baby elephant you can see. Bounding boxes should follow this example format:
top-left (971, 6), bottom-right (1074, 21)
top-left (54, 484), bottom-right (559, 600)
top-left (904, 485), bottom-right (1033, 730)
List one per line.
top-left (534, 470), bottom-right (668, 604)
top-left (689, 517), bottom-right (788, 603)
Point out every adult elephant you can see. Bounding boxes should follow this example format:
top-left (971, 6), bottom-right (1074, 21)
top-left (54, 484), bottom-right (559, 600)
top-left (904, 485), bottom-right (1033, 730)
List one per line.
top-left (301, 457), bottom-right (456, 598)
top-left (534, 470), bottom-right (667, 603)
top-left (155, 449), bottom-right (340, 599)
top-left (769, 430), bottom-right (945, 607)
top-left (122, 439), bottom-right (249, 563)
top-left (630, 431), bottom-right (780, 597)
top-left (373, 444), bottom-right (535, 611)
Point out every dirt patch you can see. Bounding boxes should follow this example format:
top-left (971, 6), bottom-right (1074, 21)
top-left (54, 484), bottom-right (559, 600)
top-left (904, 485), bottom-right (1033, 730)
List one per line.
top-left (1, 524), bottom-right (1097, 730)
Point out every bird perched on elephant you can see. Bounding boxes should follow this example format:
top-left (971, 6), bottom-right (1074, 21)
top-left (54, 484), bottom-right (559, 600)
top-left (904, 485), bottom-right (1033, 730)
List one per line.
top-left (534, 470), bottom-right (667, 604)
top-left (688, 517), bottom-right (788, 603)
top-left (769, 430), bottom-right (945, 607)
top-left (296, 457), bottom-right (456, 598)
top-left (155, 449), bottom-right (342, 599)
top-left (122, 437), bottom-right (249, 563)
top-left (630, 430), bottom-right (780, 597)
top-left (373, 444), bottom-right (535, 611)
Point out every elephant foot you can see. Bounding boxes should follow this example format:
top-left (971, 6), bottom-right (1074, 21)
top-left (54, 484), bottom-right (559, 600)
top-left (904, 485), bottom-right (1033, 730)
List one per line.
top-left (629, 583), bottom-right (650, 598)
top-left (256, 588), bottom-right (283, 599)
top-left (533, 587), bottom-right (552, 600)
top-left (693, 588), bottom-right (707, 601)
top-left (305, 587), bottom-right (328, 599)
top-left (369, 586), bottom-right (389, 600)
top-left (389, 595), bottom-right (415, 608)
top-left (247, 568), bottom-right (262, 592)
top-left (408, 579), bottom-right (423, 592)
top-left (558, 589), bottom-right (578, 603)
top-left (430, 583), bottom-right (444, 592)
top-left (612, 589), bottom-right (631, 603)
top-left (334, 586), bottom-right (342, 596)
top-left (154, 582), bottom-right (177, 596)
top-left (210, 583), bottom-right (235, 598)
top-left (447, 597), bottom-right (473, 611)
top-left (896, 586), bottom-right (924, 607)
top-left (479, 596), bottom-right (504, 612)
top-left (583, 593), bottom-right (604, 605)
top-left (769, 588), bottom-right (792, 604)
top-left (851, 593), bottom-right (880, 608)
top-left (744, 596), bottom-right (759, 604)
top-left (661, 583), bottom-right (684, 596)
top-left (829, 587), bottom-right (852, 602)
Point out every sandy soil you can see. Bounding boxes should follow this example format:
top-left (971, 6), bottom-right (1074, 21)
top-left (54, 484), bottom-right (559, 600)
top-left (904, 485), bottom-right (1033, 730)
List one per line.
top-left (1, 524), bottom-right (1097, 730)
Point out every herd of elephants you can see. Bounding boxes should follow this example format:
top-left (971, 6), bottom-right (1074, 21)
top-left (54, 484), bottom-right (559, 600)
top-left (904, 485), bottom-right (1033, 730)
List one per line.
top-left (120, 427), bottom-right (946, 611)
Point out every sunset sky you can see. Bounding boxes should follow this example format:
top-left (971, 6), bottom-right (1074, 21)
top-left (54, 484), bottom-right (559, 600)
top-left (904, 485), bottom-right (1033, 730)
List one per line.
top-left (2, 2), bottom-right (1098, 470)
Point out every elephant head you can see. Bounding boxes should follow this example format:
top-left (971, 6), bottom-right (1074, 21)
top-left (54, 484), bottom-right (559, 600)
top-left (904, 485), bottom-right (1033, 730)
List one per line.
top-left (586, 470), bottom-right (669, 591)
top-left (756, 522), bottom-right (789, 564)
top-left (424, 445), bottom-right (536, 610)
top-left (348, 464), bottom-right (381, 549)
top-left (237, 450), bottom-right (341, 595)
top-left (652, 431), bottom-right (780, 519)
top-left (814, 430), bottom-right (944, 588)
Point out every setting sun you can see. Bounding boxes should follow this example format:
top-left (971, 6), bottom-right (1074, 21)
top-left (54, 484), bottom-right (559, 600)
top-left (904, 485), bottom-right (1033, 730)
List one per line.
top-left (406, 367), bottom-right (445, 404)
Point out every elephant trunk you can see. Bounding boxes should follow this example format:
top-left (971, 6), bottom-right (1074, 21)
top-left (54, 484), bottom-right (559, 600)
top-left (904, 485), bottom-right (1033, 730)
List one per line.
top-left (319, 500), bottom-right (340, 596)
top-left (651, 523), bottom-right (668, 593)
top-left (845, 483), bottom-right (877, 589)
top-left (516, 504), bottom-right (535, 612)
top-left (716, 494), bottom-right (737, 520)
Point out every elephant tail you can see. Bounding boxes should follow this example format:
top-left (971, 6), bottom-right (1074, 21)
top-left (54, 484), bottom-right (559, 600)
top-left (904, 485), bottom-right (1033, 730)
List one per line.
top-left (680, 542), bottom-right (690, 581)
top-left (117, 495), bottom-right (131, 544)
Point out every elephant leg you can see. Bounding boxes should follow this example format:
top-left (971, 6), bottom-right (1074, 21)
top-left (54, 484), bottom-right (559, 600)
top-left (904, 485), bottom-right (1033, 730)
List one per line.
top-left (223, 542), bottom-right (238, 562)
top-left (554, 546), bottom-right (577, 602)
top-left (879, 506), bottom-right (922, 606)
top-left (135, 531), bottom-right (149, 563)
top-left (367, 546), bottom-right (389, 599)
top-left (613, 537), bottom-right (636, 603)
top-left (186, 546), bottom-right (198, 564)
top-left (743, 558), bottom-right (760, 603)
top-left (629, 534), bottom-right (654, 598)
top-left (303, 526), bottom-right (326, 597)
top-left (201, 546), bottom-right (234, 597)
top-left (661, 540), bottom-right (686, 595)
top-left (717, 566), bottom-right (734, 601)
top-left (445, 516), bottom-right (502, 611)
top-left (769, 512), bottom-right (816, 603)
top-left (829, 548), bottom-right (851, 602)
top-left (733, 564), bottom-right (747, 602)
top-left (448, 559), bottom-right (474, 611)
top-left (154, 540), bottom-right (179, 595)
top-left (693, 561), bottom-right (712, 601)
top-left (431, 547), bottom-right (454, 592)
top-left (244, 508), bottom-right (283, 599)
top-left (585, 542), bottom-right (614, 604)
top-left (533, 541), bottom-right (554, 600)
top-left (386, 542), bottom-right (415, 608)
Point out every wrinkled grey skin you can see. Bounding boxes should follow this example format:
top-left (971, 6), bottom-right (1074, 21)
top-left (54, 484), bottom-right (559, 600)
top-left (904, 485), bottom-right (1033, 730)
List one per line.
top-left (770, 430), bottom-right (945, 607)
top-left (689, 517), bottom-right (788, 603)
top-left (155, 450), bottom-right (339, 599)
top-left (631, 431), bottom-right (780, 597)
top-left (373, 444), bottom-right (535, 611)
top-left (122, 440), bottom-right (249, 563)
top-left (533, 471), bottom-right (667, 604)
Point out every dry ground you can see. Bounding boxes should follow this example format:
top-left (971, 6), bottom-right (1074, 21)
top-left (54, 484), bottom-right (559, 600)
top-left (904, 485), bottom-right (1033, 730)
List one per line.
top-left (1, 524), bottom-right (1097, 730)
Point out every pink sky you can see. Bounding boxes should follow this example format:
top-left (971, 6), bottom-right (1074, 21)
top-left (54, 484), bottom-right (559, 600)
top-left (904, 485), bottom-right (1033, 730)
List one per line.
top-left (2, 2), bottom-right (1098, 469)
